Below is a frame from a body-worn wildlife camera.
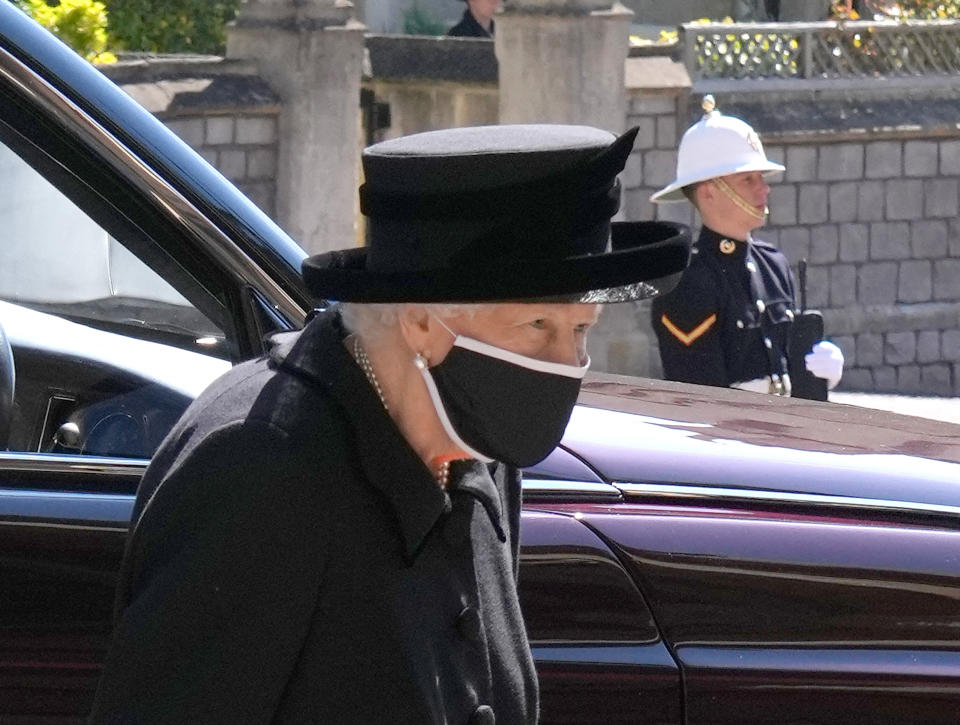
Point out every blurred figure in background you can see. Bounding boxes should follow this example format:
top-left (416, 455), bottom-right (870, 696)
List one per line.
top-left (448, 0), bottom-right (500, 37)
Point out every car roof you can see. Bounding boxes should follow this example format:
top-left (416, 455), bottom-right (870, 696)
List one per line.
top-left (562, 373), bottom-right (960, 510)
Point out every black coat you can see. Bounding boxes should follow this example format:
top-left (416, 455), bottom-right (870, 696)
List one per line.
top-left (448, 9), bottom-right (494, 38)
top-left (651, 226), bottom-right (799, 389)
top-left (90, 309), bottom-right (538, 724)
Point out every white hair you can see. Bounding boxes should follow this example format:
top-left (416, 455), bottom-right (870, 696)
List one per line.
top-left (339, 302), bottom-right (480, 344)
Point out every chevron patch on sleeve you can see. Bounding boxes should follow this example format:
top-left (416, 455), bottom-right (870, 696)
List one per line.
top-left (660, 313), bottom-right (717, 346)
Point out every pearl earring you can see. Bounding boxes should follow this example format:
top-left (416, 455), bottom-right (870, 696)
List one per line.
top-left (414, 353), bottom-right (429, 370)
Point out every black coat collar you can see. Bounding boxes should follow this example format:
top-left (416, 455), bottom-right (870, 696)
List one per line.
top-left (268, 308), bottom-right (505, 562)
top-left (448, 8), bottom-right (493, 38)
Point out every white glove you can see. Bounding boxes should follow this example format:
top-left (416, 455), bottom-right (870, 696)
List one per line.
top-left (804, 340), bottom-right (844, 389)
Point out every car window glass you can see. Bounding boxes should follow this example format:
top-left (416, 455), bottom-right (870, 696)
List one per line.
top-left (0, 140), bottom-right (232, 460)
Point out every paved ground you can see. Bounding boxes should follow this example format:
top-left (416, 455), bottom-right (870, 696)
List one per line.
top-left (831, 392), bottom-right (960, 426)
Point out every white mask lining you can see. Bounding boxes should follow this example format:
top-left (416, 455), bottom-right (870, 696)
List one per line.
top-left (433, 316), bottom-right (590, 378)
top-left (417, 364), bottom-right (494, 463)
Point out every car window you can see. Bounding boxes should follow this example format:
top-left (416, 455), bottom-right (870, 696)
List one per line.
top-left (0, 138), bottom-right (232, 460)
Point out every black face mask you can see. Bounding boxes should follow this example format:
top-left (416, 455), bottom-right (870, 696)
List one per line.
top-left (417, 332), bottom-right (589, 468)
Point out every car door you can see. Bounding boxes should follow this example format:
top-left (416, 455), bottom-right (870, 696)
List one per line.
top-left (580, 489), bottom-right (960, 724)
top-left (0, 36), bottom-right (305, 720)
top-left (520, 449), bottom-right (683, 724)
top-left (555, 394), bottom-right (960, 725)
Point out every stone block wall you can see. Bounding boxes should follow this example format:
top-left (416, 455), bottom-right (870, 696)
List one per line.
top-left (362, 35), bottom-right (498, 142)
top-left (165, 114), bottom-right (280, 218)
top-left (586, 89), bottom-right (697, 378)
top-left (759, 137), bottom-right (960, 395)
top-left (365, 81), bottom-right (498, 140)
top-left (104, 59), bottom-right (281, 219)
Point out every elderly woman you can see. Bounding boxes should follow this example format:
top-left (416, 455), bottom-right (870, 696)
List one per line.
top-left (91, 125), bottom-right (689, 724)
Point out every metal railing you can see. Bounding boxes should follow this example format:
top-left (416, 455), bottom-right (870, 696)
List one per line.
top-left (682, 19), bottom-right (960, 80)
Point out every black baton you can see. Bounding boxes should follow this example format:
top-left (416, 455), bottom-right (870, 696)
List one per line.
top-left (788, 259), bottom-right (829, 401)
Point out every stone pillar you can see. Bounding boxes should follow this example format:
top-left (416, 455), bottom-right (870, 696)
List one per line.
top-left (227, 0), bottom-right (365, 255)
top-left (496, 0), bottom-right (633, 131)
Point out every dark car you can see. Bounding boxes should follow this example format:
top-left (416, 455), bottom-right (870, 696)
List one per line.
top-left (1, 5), bottom-right (959, 723)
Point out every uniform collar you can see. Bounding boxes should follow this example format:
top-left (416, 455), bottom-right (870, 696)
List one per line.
top-left (698, 226), bottom-right (748, 259)
top-left (268, 308), bottom-right (505, 563)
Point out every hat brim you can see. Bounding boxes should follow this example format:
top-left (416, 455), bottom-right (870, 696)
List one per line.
top-left (650, 159), bottom-right (785, 203)
top-left (302, 221), bottom-right (691, 304)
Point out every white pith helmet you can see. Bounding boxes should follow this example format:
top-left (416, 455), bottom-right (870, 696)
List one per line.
top-left (650, 95), bottom-right (785, 203)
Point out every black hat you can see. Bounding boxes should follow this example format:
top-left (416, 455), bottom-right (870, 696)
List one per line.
top-left (302, 124), bottom-right (691, 303)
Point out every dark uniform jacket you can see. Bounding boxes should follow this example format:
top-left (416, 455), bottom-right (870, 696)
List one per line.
top-left (448, 9), bottom-right (494, 38)
top-left (652, 226), bottom-right (799, 389)
top-left (90, 308), bottom-right (538, 725)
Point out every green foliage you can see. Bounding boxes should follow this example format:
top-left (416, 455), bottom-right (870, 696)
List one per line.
top-left (103, 0), bottom-right (241, 54)
top-left (15, 0), bottom-right (115, 63)
top-left (403, 3), bottom-right (444, 36)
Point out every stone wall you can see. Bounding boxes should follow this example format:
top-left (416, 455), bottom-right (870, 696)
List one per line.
top-left (364, 80), bottom-right (498, 141)
top-left (103, 58), bottom-right (281, 219)
top-left (765, 142), bottom-right (960, 396)
top-left (722, 87), bottom-right (960, 396)
top-left (165, 113), bottom-right (279, 218)
top-left (583, 56), bottom-right (695, 378)
top-left (363, 35), bottom-right (498, 141)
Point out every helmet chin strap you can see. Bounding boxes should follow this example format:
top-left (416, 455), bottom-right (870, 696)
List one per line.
top-left (712, 176), bottom-right (768, 222)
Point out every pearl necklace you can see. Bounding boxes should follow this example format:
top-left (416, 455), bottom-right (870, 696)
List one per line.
top-left (352, 336), bottom-right (450, 488)
top-left (353, 336), bottom-right (387, 412)
top-left (434, 458), bottom-right (451, 489)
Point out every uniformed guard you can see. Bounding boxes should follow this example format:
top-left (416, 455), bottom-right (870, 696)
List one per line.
top-left (649, 96), bottom-right (844, 397)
